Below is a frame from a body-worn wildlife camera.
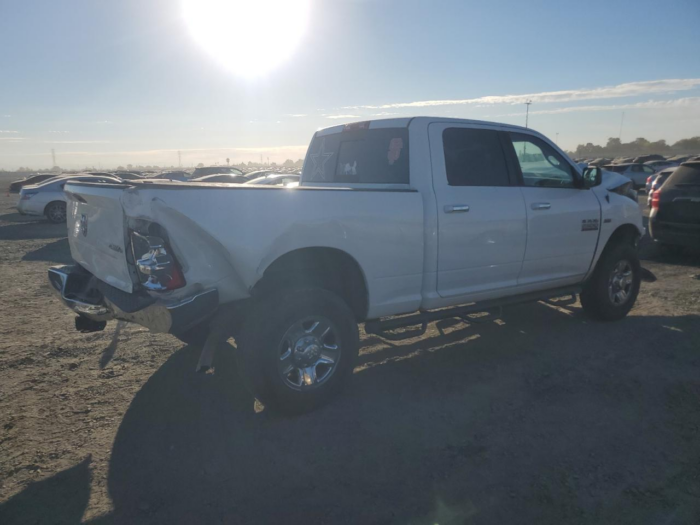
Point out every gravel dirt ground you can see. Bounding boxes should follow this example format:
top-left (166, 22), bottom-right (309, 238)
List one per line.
top-left (0, 173), bottom-right (699, 524)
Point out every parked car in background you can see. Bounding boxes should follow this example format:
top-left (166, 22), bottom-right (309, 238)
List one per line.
top-left (633, 154), bottom-right (665, 164)
top-left (667, 155), bottom-right (694, 164)
top-left (17, 174), bottom-right (122, 223)
top-left (603, 163), bottom-right (656, 189)
top-left (191, 166), bottom-right (244, 178)
top-left (151, 171), bottom-right (191, 181)
top-left (192, 173), bottom-right (248, 183)
top-left (612, 157), bottom-right (636, 164)
top-left (242, 170), bottom-right (278, 181)
top-left (111, 171), bottom-right (143, 180)
top-left (8, 174), bottom-right (56, 193)
top-left (644, 160), bottom-right (678, 172)
top-left (649, 161), bottom-right (700, 248)
top-left (646, 167), bottom-right (676, 207)
top-left (246, 173), bottom-right (300, 186)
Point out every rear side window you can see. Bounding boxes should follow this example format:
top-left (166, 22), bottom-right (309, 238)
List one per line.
top-left (665, 164), bottom-right (700, 188)
top-left (442, 128), bottom-right (510, 186)
top-left (303, 127), bottom-right (409, 184)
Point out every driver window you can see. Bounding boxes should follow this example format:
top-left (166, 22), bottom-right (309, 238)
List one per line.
top-left (509, 133), bottom-right (574, 188)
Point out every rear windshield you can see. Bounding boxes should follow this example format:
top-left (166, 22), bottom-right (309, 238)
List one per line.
top-left (665, 164), bottom-right (700, 188)
top-left (303, 127), bottom-right (409, 184)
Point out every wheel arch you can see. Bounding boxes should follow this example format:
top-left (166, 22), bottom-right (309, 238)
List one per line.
top-left (253, 247), bottom-right (369, 321)
top-left (587, 223), bottom-right (643, 280)
top-left (604, 223), bottom-right (643, 250)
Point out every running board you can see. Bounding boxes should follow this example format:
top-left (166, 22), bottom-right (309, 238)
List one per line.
top-left (364, 286), bottom-right (580, 338)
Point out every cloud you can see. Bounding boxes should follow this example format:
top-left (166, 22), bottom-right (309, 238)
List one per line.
top-left (287, 114), bottom-right (308, 117)
top-left (0, 130), bottom-right (18, 133)
top-left (493, 97), bottom-right (700, 117)
top-left (324, 114), bottom-right (360, 119)
top-left (0, 136), bottom-right (27, 141)
top-left (342, 78), bottom-right (700, 110)
top-left (44, 140), bottom-right (111, 144)
top-left (48, 130), bottom-right (70, 134)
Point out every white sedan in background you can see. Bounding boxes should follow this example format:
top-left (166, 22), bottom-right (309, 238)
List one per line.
top-left (17, 175), bottom-right (121, 223)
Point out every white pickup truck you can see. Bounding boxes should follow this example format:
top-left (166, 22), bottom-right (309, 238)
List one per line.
top-left (49, 117), bottom-right (645, 413)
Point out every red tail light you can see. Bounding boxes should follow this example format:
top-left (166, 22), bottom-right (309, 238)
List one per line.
top-left (131, 232), bottom-right (186, 291)
top-left (646, 175), bottom-right (653, 184)
top-left (651, 190), bottom-right (660, 209)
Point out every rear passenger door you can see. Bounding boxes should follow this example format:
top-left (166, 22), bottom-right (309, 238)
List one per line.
top-left (429, 123), bottom-right (527, 300)
top-left (504, 132), bottom-right (601, 289)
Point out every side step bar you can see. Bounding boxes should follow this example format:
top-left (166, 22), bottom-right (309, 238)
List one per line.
top-left (364, 286), bottom-right (581, 340)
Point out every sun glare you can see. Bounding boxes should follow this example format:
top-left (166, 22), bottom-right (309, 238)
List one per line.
top-left (183, 0), bottom-right (311, 77)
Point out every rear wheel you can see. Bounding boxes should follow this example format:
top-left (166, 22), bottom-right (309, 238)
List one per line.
top-left (235, 288), bottom-right (359, 414)
top-left (45, 201), bottom-right (67, 223)
top-left (581, 243), bottom-right (641, 321)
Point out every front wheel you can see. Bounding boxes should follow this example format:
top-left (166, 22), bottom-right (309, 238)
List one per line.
top-left (580, 243), bottom-right (641, 321)
top-left (45, 201), bottom-right (67, 223)
top-left (235, 288), bottom-right (359, 414)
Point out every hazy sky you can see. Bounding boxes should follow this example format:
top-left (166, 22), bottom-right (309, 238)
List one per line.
top-left (1, 0), bottom-right (699, 169)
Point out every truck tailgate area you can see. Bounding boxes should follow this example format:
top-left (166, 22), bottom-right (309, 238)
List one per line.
top-left (65, 183), bottom-right (134, 293)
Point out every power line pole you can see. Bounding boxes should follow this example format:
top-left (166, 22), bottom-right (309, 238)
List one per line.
top-left (618, 111), bottom-right (625, 141)
top-left (555, 132), bottom-right (559, 145)
top-left (525, 100), bottom-right (532, 128)
top-left (178, 150), bottom-right (182, 168)
top-left (51, 148), bottom-right (56, 167)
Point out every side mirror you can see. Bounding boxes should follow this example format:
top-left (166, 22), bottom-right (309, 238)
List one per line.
top-left (583, 166), bottom-right (602, 189)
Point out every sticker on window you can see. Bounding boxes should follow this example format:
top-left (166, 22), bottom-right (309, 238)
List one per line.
top-left (388, 138), bottom-right (403, 165)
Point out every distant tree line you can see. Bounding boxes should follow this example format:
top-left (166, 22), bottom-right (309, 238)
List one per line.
top-left (570, 136), bottom-right (700, 159)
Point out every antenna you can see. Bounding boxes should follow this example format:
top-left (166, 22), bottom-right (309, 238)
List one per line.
top-left (618, 111), bottom-right (625, 141)
top-left (525, 100), bottom-right (532, 128)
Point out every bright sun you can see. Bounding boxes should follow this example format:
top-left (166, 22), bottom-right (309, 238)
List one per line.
top-left (183, 0), bottom-right (311, 77)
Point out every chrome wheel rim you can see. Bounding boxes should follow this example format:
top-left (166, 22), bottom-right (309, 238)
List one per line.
top-left (608, 259), bottom-right (634, 305)
top-left (49, 204), bottom-right (66, 222)
top-left (277, 316), bottom-right (341, 391)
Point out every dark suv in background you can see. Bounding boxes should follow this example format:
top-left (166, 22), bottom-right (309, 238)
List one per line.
top-left (649, 161), bottom-right (700, 248)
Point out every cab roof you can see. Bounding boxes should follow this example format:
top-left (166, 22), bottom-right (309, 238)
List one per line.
top-left (316, 116), bottom-right (534, 137)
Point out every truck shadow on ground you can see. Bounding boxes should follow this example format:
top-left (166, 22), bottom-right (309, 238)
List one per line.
top-left (3, 303), bottom-right (700, 524)
top-left (21, 238), bottom-right (72, 263)
top-left (0, 221), bottom-right (67, 241)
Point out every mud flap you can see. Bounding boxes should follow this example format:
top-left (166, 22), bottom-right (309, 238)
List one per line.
top-left (195, 311), bottom-right (232, 373)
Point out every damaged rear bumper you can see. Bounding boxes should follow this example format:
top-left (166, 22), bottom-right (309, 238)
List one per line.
top-left (48, 265), bottom-right (218, 335)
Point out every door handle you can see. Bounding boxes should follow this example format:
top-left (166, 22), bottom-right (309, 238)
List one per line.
top-left (444, 204), bottom-right (470, 213)
top-left (531, 202), bottom-right (551, 210)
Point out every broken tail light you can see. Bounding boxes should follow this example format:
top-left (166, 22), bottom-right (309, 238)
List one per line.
top-left (130, 231), bottom-right (185, 291)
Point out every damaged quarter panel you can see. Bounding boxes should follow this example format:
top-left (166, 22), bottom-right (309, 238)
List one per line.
top-left (120, 185), bottom-right (425, 315)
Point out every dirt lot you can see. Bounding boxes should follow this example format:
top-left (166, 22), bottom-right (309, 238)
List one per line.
top-left (1, 174), bottom-right (699, 524)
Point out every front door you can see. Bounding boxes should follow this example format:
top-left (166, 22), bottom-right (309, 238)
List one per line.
top-left (505, 132), bottom-right (601, 289)
top-left (429, 123), bottom-right (527, 300)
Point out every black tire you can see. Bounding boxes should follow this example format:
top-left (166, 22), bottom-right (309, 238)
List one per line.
top-left (45, 201), bottom-right (67, 223)
top-left (580, 242), bottom-right (641, 321)
top-left (235, 288), bottom-right (359, 415)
